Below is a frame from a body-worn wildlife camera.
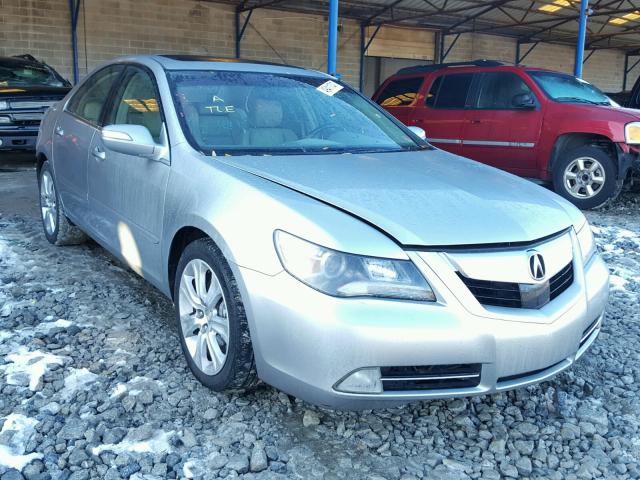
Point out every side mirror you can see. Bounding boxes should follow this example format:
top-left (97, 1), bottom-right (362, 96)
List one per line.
top-left (102, 124), bottom-right (162, 159)
top-left (512, 93), bottom-right (536, 109)
top-left (407, 125), bottom-right (427, 141)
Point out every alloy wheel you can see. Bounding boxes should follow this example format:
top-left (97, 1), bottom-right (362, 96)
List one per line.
top-left (178, 259), bottom-right (230, 375)
top-left (40, 171), bottom-right (58, 235)
top-left (563, 156), bottom-right (606, 199)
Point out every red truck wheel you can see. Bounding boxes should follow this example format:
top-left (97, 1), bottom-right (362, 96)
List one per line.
top-left (552, 146), bottom-right (617, 210)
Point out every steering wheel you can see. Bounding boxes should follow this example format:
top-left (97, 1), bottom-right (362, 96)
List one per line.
top-left (307, 123), bottom-right (342, 140)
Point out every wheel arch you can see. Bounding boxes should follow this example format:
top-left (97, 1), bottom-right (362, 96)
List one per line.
top-left (36, 152), bottom-right (48, 179)
top-left (165, 217), bottom-right (248, 302)
top-left (549, 132), bottom-right (619, 176)
top-left (167, 226), bottom-right (209, 301)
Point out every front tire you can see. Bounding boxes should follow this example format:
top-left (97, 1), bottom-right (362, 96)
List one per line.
top-left (38, 161), bottom-right (87, 246)
top-left (174, 238), bottom-right (257, 391)
top-left (552, 146), bottom-right (618, 210)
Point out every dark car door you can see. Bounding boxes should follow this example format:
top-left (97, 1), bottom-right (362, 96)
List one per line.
top-left (88, 65), bottom-right (170, 285)
top-left (52, 65), bottom-right (123, 220)
top-left (409, 72), bottom-right (475, 156)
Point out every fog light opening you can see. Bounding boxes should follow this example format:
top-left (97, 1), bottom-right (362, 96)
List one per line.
top-left (335, 367), bottom-right (382, 394)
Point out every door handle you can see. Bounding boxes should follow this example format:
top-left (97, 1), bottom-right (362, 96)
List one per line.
top-left (470, 119), bottom-right (481, 124)
top-left (92, 146), bottom-right (106, 160)
top-left (55, 126), bottom-right (64, 136)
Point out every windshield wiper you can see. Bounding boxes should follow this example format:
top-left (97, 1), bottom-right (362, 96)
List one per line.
top-left (555, 96), bottom-right (607, 105)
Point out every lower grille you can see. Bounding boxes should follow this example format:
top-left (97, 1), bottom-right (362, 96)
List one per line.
top-left (580, 318), bottom-right (600, 348)
top-left (497, 359), bottom-right (565, 384)
top-left (381, 364), bottom-right (481, 391)
top-left (459, 262), bottom-right (574, 309)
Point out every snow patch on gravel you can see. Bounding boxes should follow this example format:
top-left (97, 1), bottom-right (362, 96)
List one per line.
top-left (61, 367), bottom-right (100, 400)
top-left (0, 347), bottom-right (65, 391)
top-left (91, 430), bottom-right (174, 456)
top-left (0, 413), bottom-right (43, 470)
top-left (110, 376), bottom-right (163, 399)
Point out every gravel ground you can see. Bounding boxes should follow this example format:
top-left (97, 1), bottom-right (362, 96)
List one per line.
top-left (0, 177), bottom-right (639, 480)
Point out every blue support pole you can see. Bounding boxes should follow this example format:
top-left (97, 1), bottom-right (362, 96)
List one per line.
top-left (327, 0), bottom-right (339, 76)
top-left (574, 0), bottom-right (589, 78)
top-left (68, 0), bottom-right (80, 84)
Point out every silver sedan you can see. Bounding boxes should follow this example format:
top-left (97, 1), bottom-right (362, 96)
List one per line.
top-left (36, 55), bottom-right (609, 408)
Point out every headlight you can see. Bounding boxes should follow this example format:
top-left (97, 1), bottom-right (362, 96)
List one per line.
top-left (274, 230), bottom-right (436, 301)
top-left (0, 101), bottom-right (8, 110)
top-left (625, 121), bottom-right (640, 144)
top-left (576, 221), bottom-right (596, 264)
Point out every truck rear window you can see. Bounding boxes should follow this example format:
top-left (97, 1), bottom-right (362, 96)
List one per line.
top-left (376, 77), bottom-right (423, 107)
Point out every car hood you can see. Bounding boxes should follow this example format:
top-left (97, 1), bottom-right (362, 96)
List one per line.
top-left (219, 150), bottom-right (577, 247)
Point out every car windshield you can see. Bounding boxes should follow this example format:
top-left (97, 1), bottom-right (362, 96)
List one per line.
top-left (167, 70), bottom-right (424, 156)
top-left (529, 71), bottom-right (611, 106)
top-left (0, 61), bottom-right (68, 88)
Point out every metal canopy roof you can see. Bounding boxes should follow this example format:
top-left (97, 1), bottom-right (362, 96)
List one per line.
top-left (218, 0), bottom-right (640, 52)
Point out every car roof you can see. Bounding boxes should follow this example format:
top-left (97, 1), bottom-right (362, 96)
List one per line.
top-left (142, 54), bottom-right (332, 78)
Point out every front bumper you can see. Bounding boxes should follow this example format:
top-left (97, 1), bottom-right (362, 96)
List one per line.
top-left (237, 245), bottom-right (609, 409)
top-left (0, 128), bottom-right (38, 151)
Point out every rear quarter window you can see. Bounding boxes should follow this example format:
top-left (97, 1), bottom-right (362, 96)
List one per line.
top-left (376, 77), bottom-right (424, 107)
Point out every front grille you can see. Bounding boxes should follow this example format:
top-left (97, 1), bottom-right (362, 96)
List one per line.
top-left (550, 262), bottom-right (574, 301)
top-left (381, 364), bottom-right (481, 391)
top-left (9, 100), bottom-right (58, 109)
top-left (457, 275), bottom-right (521, 308)
top-left (458, 262), bottom-right (574, 309)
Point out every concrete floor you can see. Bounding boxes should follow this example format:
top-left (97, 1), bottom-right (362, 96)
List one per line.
top-left (0, 152), bottom-right (39, 218)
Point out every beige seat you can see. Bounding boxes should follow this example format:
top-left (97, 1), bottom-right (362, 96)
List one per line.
top-left (246, 97), bottom-right (296, 147)
top-left (82, 101), bottom-right (102, 123)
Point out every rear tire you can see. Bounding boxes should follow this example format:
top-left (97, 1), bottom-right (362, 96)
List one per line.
top-left (552, 146), bottom-right (618, 210)
top-left (38, 161), bottom-right (87, 246)
top-left (174, 238), bottom-right (258, 391)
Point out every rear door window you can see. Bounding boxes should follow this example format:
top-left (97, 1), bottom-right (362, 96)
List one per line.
top-left (376, 77), bottom-right (424, 107)
top-left (432, 73), bottom-right (474, 109)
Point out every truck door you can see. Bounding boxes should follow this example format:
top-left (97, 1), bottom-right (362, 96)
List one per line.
top-left (409, 72), bottom-right (475, 156)
top-left (462, 71), bottom-right (543, 175)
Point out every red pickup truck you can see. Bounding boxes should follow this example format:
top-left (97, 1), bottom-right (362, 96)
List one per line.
top-left (374, 60), bottom-right (640, 209)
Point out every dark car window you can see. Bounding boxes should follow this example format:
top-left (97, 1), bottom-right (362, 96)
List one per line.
top-left (376, 77), bottom-right (424, 107)
top-left (476, 72), bottom-right (533, 109)
top-left (105, 67), bottom-right (163, 143)
top-left (66, 65), bottom-right (123, 125)
top-left (432, 73), bottom-right (473, 109)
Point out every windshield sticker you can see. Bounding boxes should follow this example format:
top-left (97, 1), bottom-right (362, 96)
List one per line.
top-left (317, 80), bottom-right (343, 97)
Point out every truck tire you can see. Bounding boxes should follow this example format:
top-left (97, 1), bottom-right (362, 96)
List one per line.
top-left (552, 145), bottom-right (618, 210)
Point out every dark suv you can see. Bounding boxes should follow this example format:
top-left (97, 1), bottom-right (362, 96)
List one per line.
top-left (0, 55), bottom-right (71, 152)
top-left (374, 60), bottom-right (640, 209)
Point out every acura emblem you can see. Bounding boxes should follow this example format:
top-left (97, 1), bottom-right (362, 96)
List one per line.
top-left (528, 251), bottom-right (546, 281)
